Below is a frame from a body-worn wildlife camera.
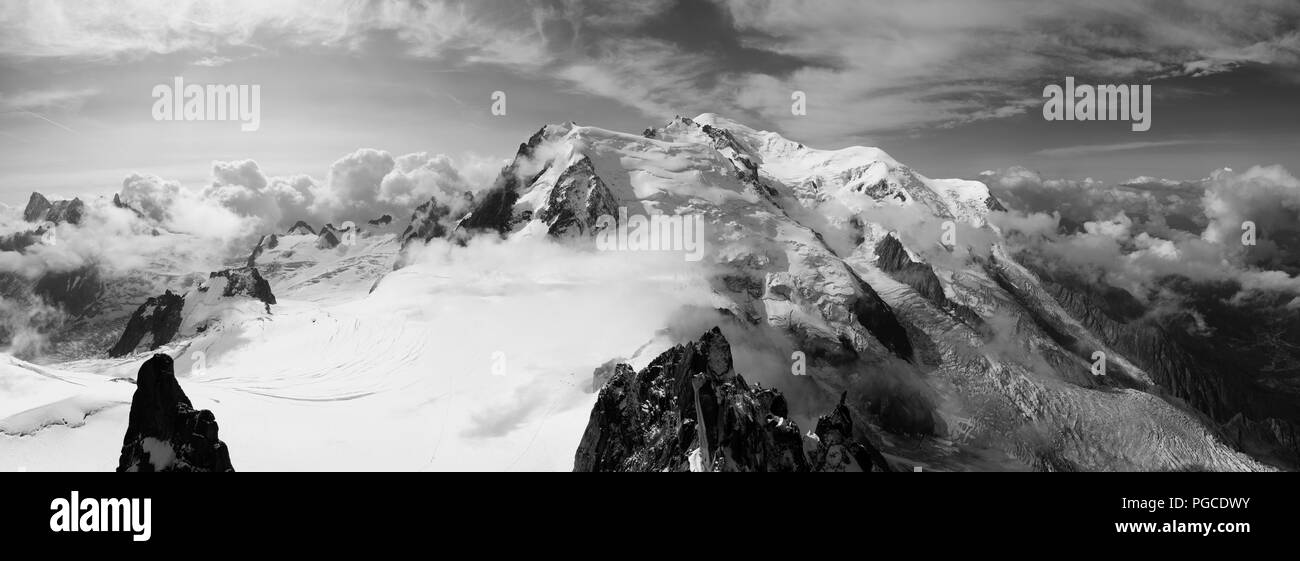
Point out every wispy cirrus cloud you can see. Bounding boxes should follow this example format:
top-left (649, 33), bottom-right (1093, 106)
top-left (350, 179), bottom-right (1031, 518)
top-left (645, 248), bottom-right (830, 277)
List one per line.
top-left (1034, 140), bottom-right (1210, 158)
top-left (0, 88), bottom-right (99, 112)
top-left (1, 0), bottom-right (1298, 153)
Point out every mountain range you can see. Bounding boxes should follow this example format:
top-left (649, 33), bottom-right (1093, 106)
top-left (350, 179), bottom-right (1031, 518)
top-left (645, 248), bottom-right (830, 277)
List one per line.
top-left (0, 114), bottom-right (1295, 472)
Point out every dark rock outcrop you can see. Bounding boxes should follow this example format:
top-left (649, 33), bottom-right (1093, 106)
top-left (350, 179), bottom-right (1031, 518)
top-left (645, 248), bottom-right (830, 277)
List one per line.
top-left (108, 291), bottom-right (185, 358)
top-left (112, 193), bottom-right (147, 219)
top-left (316, 228), bottom-right (340, 249)
top-left (23, 192), bottom-right (52, 222)
top-left (205, 267), bottom-right (276, 306)
top-left (368, 214), bottom-right (393, 226)
top-left (574, 327), bottom-right (897, 472)
top-left (847, 269), bottom-right (915, 362)
top-left (536, 155), bottom-right (619, 237)
top-left (874, 234), bottom-right (986, 333)
top-left (984, 193), bottom-right (1008, 212)
top-left (875, 234), bottom-right (947, 306)
top-left (588, 358), bottom-right (622, 393)
top-left (574, 327), bottom-right (810, 472)
top-left (455, 126), bottom-right (552, 236)
top-left (287, 220), bottom-right (317, 236)
top-left (117, 354), bottom-right (234, 472)
top-left (399, 196), bottom-right (457, 248)
top-left (24, 192), bottom-right (83, 225)
top-left (33, 266), bottom-right (102, 317)
top-left (245, 234), bottom-right (278, 267)
top-left (812, 392), bottom-right (893, 472)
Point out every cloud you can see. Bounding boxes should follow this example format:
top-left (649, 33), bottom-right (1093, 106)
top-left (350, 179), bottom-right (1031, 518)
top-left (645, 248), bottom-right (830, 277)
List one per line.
top-left (980, 166), bottom-right (1206, 236)
top-left (986, 163), bottom-right (1300, 302)
top-left (6, 0), bottom-right (1295, 143)
top-left (381, 153), bottom-right (470, 209)
top-left (183, 150), bottom-right (499, 232)
top-left (1034, 140), bottom-right (1208, 158)
top-left (714, 0), bottom-right (1300, 142)
top-left (0, 88), bottom-right (99, 112)
top-left (0, 0), bottom-right (552, 68)
top-left (192, 55), bottom-right (233, 67)
top-left (377, 233), bottom-right (719, 440)
top-left (1201, 165), bottom-right (1300, 270)
top-left (203, 160), bottom-right (316, 229)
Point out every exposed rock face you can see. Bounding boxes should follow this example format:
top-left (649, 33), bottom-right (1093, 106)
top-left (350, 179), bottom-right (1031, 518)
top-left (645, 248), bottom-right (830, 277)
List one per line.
top-left (812, 393), bottom-right (894, 472)
top-left (108, 291), bottom-right (185, 358)
top-left (399, 196), bottom-right (456, 248)
top-left (574, 327), bottom-right (812, 472)
top-left (23, 192), bottom-right (51, 222)
top-left (49, 199), bottom-right (85, 225)
top-left (245, 234), bottom-right (279, 267)
top-left (117, 354), bottom-right (234, 472)
top-left (33, 266), bottom-right (102, 317)
top-left (316, 228), bottom-right (340, 249)
top-left (112, 193), bottom-right (147, 219)
top-left (985, 193), bottom-right (1008, 212)
top-left (873, 234), bottom-right (986, 332)
top-left (455, 127), bottom-right (551, 236)
top-left (848, 270), bottom-right (915, 362)
top-left (588, 358), bottom-right (622, 393)
top-left (23, 192), bottom-right (84, 225)
top-left (206, 267), bottom-right (276, 306)
top-left (535, 155), bottom-right (619, 237)
top-left (287, 220), bottom-right (317, 236)
top-left (368, 214), bottom-right (393, 226)
top-left (875, 234), bottom-right (947, 306)
top-left (574, 327), bottom-right (898, 472)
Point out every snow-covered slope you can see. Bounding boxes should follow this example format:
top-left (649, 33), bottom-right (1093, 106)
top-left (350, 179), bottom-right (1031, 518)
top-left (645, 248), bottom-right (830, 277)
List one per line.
top-left (245, 227), bottom-right (399, 304)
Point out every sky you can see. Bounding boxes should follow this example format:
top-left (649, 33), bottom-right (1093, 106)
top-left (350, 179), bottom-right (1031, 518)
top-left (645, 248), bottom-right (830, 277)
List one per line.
top-left (1, 0), bottom-right (1298, 208)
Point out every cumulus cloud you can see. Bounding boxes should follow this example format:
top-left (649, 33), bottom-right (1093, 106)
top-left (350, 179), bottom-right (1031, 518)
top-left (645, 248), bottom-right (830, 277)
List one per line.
top-left (312, 149), bottom-right (494, 227)
top-left (203, 160), bottom-right (316, 229)
top-left (381, 152), bottom-right (476, 213)
top-left (1201, 165), bottom-right (1300, 271)
top-left (980, 166), bottom-right (1207, 236)
top-left (985, 163), bottom-right (1300, 304)
top-left (179, 149), bottom-right (498, 233)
